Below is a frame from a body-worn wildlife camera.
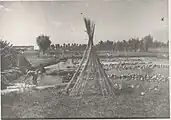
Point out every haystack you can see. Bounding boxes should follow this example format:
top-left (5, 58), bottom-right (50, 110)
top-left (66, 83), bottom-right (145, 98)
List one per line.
top-left (63, 17), bottom-right (115, 97)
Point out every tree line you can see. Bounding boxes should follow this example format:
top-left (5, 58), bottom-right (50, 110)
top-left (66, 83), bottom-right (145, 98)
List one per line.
top-left (96, 35), bottom-right (168, 52)
top-left (36, 34), bottom-right (169, 54)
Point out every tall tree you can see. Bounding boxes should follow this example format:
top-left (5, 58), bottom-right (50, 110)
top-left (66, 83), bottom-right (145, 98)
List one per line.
top-left (128, 39), bottom-right (133, 51)
top-left (113, 42), bottom-right (117, 51)
top-left (143, 34), bottom-right (153, 52)
top-left (50, 44), bottom-right (55, 50)
top-left (134, 38), bottom-right (139, 52)
top-left (139, 39), bottom-right (144, 51)
top-left (63, 43), bottom-right (66, 48)
top-left (36, 34), bottom-right (51, 54)
top-left (106, 40), bottom-right (113, 50)
top-left (67, 43), bottom-right (71, 48)
top-left (55, 44), bottom-right (60, 49)
top-left (97, 40), bottom-right (103, 50)
top-left (123, 40), bottom-right (128, 52)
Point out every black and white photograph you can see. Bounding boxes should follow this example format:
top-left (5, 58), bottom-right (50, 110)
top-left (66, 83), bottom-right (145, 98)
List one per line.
top-left (0, 0), bottom-right (169, 119)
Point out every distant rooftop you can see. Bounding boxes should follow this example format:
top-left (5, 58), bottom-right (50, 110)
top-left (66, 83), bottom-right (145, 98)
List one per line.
top-left (13, 46), bottom-right (34, 48)
top-left (12, 46), bottom-right (34, 50)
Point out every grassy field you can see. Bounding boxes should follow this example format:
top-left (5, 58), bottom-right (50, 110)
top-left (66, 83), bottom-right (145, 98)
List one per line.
top-left (1, 80), bottom-right (169, 118)
top-left (1, 81), bottom-right (169, 118)
top-left (1, 57), bottom-right (169, 118)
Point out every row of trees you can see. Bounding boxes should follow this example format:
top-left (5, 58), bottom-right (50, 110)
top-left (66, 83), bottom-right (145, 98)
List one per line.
top-left (97, 35), bottom-right (155, 52)
top-left (36, 34), bottom-right (169, 54)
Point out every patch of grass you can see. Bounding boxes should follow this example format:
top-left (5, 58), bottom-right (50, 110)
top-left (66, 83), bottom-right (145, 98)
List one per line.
top-left (2, 78), bottom-right (169, 118)
top-left (1, 58), bottom-right (169, 118)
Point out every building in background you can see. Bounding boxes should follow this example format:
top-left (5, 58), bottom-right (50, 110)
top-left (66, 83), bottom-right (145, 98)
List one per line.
top-left (12, 46), bottom-right (34, 51)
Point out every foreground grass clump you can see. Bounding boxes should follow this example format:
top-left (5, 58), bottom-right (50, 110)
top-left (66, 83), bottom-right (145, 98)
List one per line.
top-left (2, 79), bottom-right (169, 118)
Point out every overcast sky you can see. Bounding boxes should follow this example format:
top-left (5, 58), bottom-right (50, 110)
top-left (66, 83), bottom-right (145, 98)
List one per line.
top-left (0, 0), bottom-right (168, 48)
